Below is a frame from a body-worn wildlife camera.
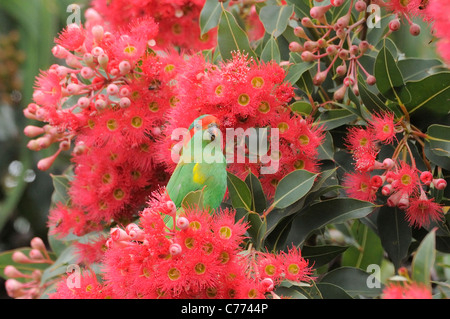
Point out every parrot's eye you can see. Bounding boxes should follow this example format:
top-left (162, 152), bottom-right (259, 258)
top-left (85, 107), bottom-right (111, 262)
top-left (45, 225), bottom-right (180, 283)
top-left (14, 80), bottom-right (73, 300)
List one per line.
top-left (210, 134), bottom-right (216, 141)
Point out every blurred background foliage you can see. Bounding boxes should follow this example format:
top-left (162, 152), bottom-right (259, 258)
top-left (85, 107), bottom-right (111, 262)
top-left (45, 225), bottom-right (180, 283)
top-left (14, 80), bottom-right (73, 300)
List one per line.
top-left (0, 0), bottom-right (441, 298)
top-left (0, 0), bottom-right (88, 298)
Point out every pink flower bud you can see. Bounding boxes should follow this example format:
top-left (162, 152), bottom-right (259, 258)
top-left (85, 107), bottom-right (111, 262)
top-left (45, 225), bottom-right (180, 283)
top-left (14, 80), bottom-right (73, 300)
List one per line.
top-left (336, 14), bottom-right (350, 29)
top-left (409, 23), bottom-right (421, 36)
top-left (126, 223), bottom-right (144, 241)
top-left (397, 193), bottom-right (410, 210)
top-left (301, 17), bottom-right (314, 28)
top-left (106, 84), bottom-right (119, 96)
top-left (352, 84), bottom-right (359, 96)
top-left (355, 0), bottom-right (367, 12)
top-left (176, 217), bottom-right (189, 230)
top-left (338, 49), bottom-right (350, 60)
top-left (420, 171), bottom-right (433, 185)
top-left (98, 53), bottom-right (109, 68)
top-left (301, 51), bottom-right (315, 62)
top-left (83, 53), bottom-right (95, 67)
top-left (30, 237), bottom-right (46, 251)
top-left (29, 249), bottom-right (44, 260)
top-left (433, 178), bottom-right (447, 190)
top-left (119, 60), bottom-right (131, 75)
top-left (12, 251), bottom-right (31, 263)
top-left (169, 243), bottom-right (182, 256)
top-left (165, 201), bottom-right (177, 214)
top-left (303, 40), bottom-right (318, 51)
top-left (260, 278), bottom-right (274, 292)
top-left (91, 25), bottom-right (104, 42)
top-left (313, 71), bottom-right (327, 86)
top-left (80, 67), bottom-right (95, 79)
top-left (382, 184), bottom-right (393, 196)
top-left (119, 97), bottom-right (131, 108)
top-left (371, 175), bottom-right (384, 188)
top-left (389, 19), bottom-right (401, 32)
top-left (77, 96), bottom-right (91, 109)
top-left (333, 85), bottom-right (347, 101)
top-left (331, 0), bottom-right (344, 6)
top-left (73, 142), bottom-right (87, 155)
top-left (289, 42), bottom-right (304, 53)
top-left (326, 45), bottom-right (338, 55)
top-left (310, 5), bottom-right (332, 19)
top-left (366, 75), bottom-right (377, 86)
top-left (387, 191), bottom-right (402, 207)
top-left (336, 64), bottom-right (347, 76)
top-left (110, 228), bottom-right (131, 242)
top-left (24, 125), bottom-right (45, 138)
top-left (344, 76), bottom-right (355, 87)
top-left (382, 158), bottom-right (395, 169)
top-left (293, 26), bottom-right (308, 39)
top-left (37, 153), bottom-right (58, 171)
top-left (59, 140), bottom-right (70, 151)
top-left (91, 46), bottom-right (104, 57)
top-left (119, 86), bottom-right (131, 97)
top-left (4, 265), bottom-right (24, 278)
top-left (66, 83), bottom-right (80, 95)
top-left (65, 55), bottom-right (82, 68)
top-left (5, 279), bottom-right (24, 298)
top-left (94, 98), bottom-right (107, 110)
top-left (52, 45), bottom-right (69, 59)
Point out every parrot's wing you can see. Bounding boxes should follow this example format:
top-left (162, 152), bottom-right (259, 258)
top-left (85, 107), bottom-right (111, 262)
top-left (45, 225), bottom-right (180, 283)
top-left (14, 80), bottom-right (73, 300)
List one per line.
top-left (166, 161), bottom-right (203, 207)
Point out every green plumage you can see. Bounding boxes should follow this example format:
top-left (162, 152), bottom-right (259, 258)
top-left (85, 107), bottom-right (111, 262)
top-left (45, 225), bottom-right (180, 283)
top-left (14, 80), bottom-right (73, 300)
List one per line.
top-left (166, 115), bottom-right (227, 211)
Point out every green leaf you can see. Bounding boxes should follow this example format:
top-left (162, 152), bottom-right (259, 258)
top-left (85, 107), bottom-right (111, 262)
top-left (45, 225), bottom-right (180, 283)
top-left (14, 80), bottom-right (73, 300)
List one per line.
top-left (316, 282), bottom-right (353, 299)
top-left (227, 172), bottom-right (252, 211)
top-left (289, 101), bottom-right (312, 116)
top-left (273, 169), bottom-right (317, 209)
top-left (284, 198), bottom-right (376, 246)
top-left (374, 39), bottom-right (411, 103)
top-left (259, 4), bottom-right (294, 38)
top-left (398, 58), bottom-right (443, 81)
top-left (412, 229), bottom-right (436, 287)
top-left (424, 139), bottom-right (450, 171)
top-left (199, 0), bottom-right (229, 35)
top-left (284, 61), bottom-right (314, 86)
top-left (244, 172), bottom-right (267, 214)
top-left (302, 245), bottom-right (349, 268)
top-left (286, 0), bottom-right (310, 20)
top-left (358, 78), bottom-right (390, 114)
top-left (260, 36), bottom-right (281, 63)
top-left (317, 131), bottom-right (335, 161)
top-left (377, 206), bottom-right (412, 270)
top-left (218, 9), bottom-right (255, 61)
top-left (0, 248), bottom-right (55, 281)
top-left (319, 267), bottom-right (383, 297)
top-left (427, 124), bottom-right (450, 157)
top-left (405, 72), bottom-right (450, 128)
top-left (181, 189), bottom-right (205, 210)
top-left (316, 109), bottom-right (358, 131)
top-left (247, 212), bottom-right (267, 250)
top-left (342, 220), bottom-right (384, 270)
top-left (50, 169), bottom-right (74, 207)
top-left (40, 245), bottom-right (78, 286)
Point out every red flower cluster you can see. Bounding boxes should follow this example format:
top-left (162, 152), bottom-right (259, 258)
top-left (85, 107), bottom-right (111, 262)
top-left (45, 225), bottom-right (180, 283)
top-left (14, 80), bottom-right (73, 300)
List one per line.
top-left (91, 0), bottom-right (216, 51)
top-left (382, 282), bottom-right (432, 299)
top-left (49, 188), bottom-right (314, 299)
top-left (343, 111), bottom-right (446, 228)
top-left (157, 52), bottom-right (324, 197)
top-left (24, 15), bottom-right (181, 237)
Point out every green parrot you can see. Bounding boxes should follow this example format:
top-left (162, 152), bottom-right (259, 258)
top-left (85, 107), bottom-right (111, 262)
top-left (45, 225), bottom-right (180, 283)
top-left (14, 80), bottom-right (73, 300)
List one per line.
top-left (166, 114), bottom-right (227, 211)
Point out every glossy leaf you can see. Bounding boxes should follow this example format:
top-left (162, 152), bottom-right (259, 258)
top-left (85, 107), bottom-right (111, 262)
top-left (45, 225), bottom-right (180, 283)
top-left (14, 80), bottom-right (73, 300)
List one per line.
top-left (245, 172), bottom-right (267, 214)
top-left (259, 4), bottom-right (294, 38)
top-left (377, 206), bottom-right (412, 270)
top-left (227, 172), bottom-right (252, 211)
top-left (302, 245), bottom-right (349, 268)
top-left (261, 36), bottom-right (281, 63)
top-left (284, 61), bottom-right (314, 85)
top-left (273, 169), bottom-right (317, 209)
top-left (397, 58), bottom-right (443, 81)
top-left (218, 9), bottom-right (255, 61)
top-left (405, 72), bottom-right (450, 128)
top-left (374, 39), bottom-right (411, 103)
top-left (426, 124), bottom-right (450, 157)
top-left (289, 101), bottom-right (312, 116)
top-left (320, 267), bottom-right (383, 297)
top-left (412, 229), bottom-right (436, 287)
top-left (284, 198), bottom-right (376, 246)
top-left (317, 109), bottom-right (358, 131)
top-left (199, 0), bottom-right (229, 35)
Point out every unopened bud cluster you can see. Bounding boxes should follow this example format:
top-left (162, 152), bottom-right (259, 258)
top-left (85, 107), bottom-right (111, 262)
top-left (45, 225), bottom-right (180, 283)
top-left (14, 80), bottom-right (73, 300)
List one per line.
top-left (4, 237), bottom-right (54, 299)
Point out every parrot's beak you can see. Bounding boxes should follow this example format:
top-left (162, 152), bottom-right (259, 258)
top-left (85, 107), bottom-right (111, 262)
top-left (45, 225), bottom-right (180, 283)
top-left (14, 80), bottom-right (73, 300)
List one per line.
top-left (207, 124), bottom-right (220, 142)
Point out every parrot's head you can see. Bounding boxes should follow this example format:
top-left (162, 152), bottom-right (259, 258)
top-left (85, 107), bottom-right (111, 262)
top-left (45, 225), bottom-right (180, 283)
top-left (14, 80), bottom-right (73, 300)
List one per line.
top-left (186, 114), bottom-right (222, 146)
